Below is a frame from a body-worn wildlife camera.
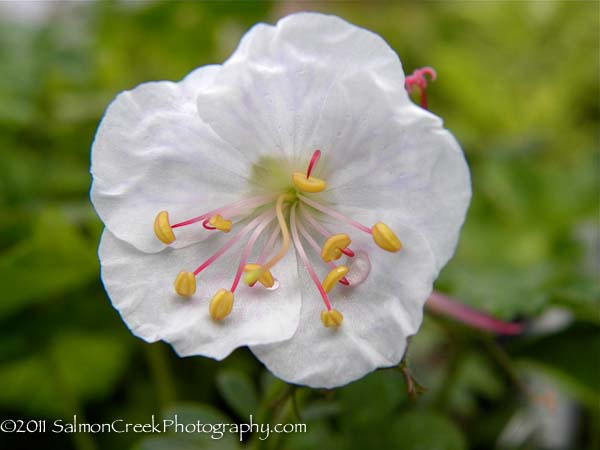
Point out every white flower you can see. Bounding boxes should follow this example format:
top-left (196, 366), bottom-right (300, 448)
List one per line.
top-left (91, 12), bottom-right (471, 388)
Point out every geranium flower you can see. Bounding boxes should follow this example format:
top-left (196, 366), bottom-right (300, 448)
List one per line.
top-left (91, 12), bottom-right (471, 388)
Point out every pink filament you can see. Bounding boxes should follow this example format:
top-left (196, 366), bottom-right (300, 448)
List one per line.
top-left (299, 204), bottom-right (355, 259)
top-left (230, 212), bottom-right (276, 293)
top-left (426, 291), bottom-right (524, 336)
top-left (192, 210), bottom-right (273, 276)
top-left (306, 149), bottom-right (321, 178)
top-left (299, 195), bottom-right (372, 235)
top-left (257, 225), bottom-right (281, 265)
top-left (290, 204), bottom-right (332, 311)
top-left (296, 216), bottom-right (350, 286)
top-left (299, 203), bottom-right (332, 238)
top-left (202, 219), bottom-right (216, 230)
top-left (171, 194), bottom-right (275, 229)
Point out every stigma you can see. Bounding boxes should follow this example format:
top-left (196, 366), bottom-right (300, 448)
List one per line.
top-left (152, 149), bottom-right (403, 328)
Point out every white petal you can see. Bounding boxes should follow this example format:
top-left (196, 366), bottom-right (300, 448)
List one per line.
top-left (98, 228), bottom-right (302, 360)
top-left (250, 214), bottom-right (436, 389)
top-left (195, 12), bottom-right (410, 166)
top-left (91, 65), bottom-right (259, 253)
top-left (308, 70), bottom-right (471, 272)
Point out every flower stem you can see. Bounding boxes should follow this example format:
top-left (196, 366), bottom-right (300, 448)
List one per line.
top-left (144, 343), bottom-right (177, 410)
top-left (426, 291), bottom-right (525, 335)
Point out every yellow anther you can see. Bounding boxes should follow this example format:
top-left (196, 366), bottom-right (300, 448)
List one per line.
top-left (292, 172), bottom-right (326, 193)
top-left (371, 222), bottom-right (402, 252)
top-left (243, 264), bottom-right (274, 288)
top-left (209, 214), bottom-right (232, 233)
top-left (321, 234), bottom-right (351, 262)
top-left (320, 309), bottom-right (344, 328)
top-left (154, 210), bottom-right (175, 244)
top-left (174, 271), bottom-right (196, 297)
top-left (209, 288), bottom-right (234, 321)
top-left (322, 266), bottom-right (349, 293)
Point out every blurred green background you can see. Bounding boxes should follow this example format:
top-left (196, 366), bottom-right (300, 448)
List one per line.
top-left (0, 1), bottom-right (598, 449)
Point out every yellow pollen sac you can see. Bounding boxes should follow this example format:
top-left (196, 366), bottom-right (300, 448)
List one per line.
top-left (209, 288), bottom-right (234, 321)
top-left (371, 222), bottom-right (402, 252)
top-left (243, 264), bottom-right (274, 288)
top-left (209, 214), bottom-right (232, 233)
top-left (174, 271), bottom-right (196, 297)
top-left (320, 309), bottom-right (344, 328)
top-left (321, 234), bottom-right (351, 262)
top-left (322, 266), bottom-right (349, 293)
top-left (154, 211), bottom-right (175, 244)
top-left (292, 172), bottom-right (326, 193)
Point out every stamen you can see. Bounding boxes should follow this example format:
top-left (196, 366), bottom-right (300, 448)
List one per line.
top-left (322, 266), bottom-right (349, 293)
top-left (341, 248), bottom-right (355, 257)
top-left (174, 271), bottom-right (196, 297)
top-left (202, 219), bottom-right (217, 230)
top-left (321, 234), bottom-right (351, 262)
top-left (296, 217), bottom-right (350, 286)
top-left (299, 195), bottom-right (372, 235)
top-left (192, 210), bottom-right (273, 276)
top-left (372, 222), bottom-right (402, 252)
top-left (230, 212), bottom-right (275, 293)
top-left (300, 195), bottom-right (402, 253)
top-left (209, 288), bottom-right (234, 321)
top-left (246, 224), bottom-right (281, 288)
top-left (244, 193), bottom-right (295, 285)
top-left (208, 214), bottom-right (232, 233)
top-left (306, 149), bottom-right (321, 178)
top-left (289, 203), bottom-right (332, 312)
top-left (170, 194), bottom-right (276, 229)
top-left (299, 204), bottom-right (355, 258)
top-left (243, 264), bottom-right (275, 288)
top-left (153, 211), bottom-right (176, 244)
top-left (320, 309), bottom-right (343, 328)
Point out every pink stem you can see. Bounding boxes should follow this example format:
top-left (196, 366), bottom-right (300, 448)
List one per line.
top-left (290, 204), bottom-right (332, 310)
top-left (192, 210), bottom-right (272, 275)
top-left (299, 195), bottom-right (372, 235)
top-left (257, 225), bottom-right (281, 265)
top-left (171, 194), bottom-right (275, 228)
top-left (427, 291), bottom-right (524, 335)
top-left (230, 212), bottom-right (275, 292)
top-left (296, 215), bottom-right (350, 286)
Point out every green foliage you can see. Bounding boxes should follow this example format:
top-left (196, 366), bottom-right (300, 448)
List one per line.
top-left (0, 1), bottom-right (597, 450)
top-left (0, 332), bottom-right (130, 417)
top-left (216, 369), bottom-right (260, 419)
top-left (389, 410), bottom-right (467, 450)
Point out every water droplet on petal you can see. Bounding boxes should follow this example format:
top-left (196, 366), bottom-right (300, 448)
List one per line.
top-left (346, 250), bottom-right (371, 286)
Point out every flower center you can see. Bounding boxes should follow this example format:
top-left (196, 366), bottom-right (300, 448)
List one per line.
top-left (153, 150), bottom-right (402, 328)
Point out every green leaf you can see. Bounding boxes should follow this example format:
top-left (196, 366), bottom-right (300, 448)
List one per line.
top-left (134, 437), bottom-right (205, 450)
top-left (0, 332), bottom-right (130, 417)
top-left (0, 209), bottom-right (98, 318)
top-left (512, 324), bottom-right (600, 408)
top-left (338, 370), bottom-right (406, 449)
top-left (216, 369), bottom-right (259, 418)
top-left (549, 281), bottom-right (600, 324)
top-left (389, 411), bottom-right (467, 450)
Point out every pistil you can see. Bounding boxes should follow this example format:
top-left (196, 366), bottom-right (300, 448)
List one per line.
top-left (243, 193), bottom-right (295, 285)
